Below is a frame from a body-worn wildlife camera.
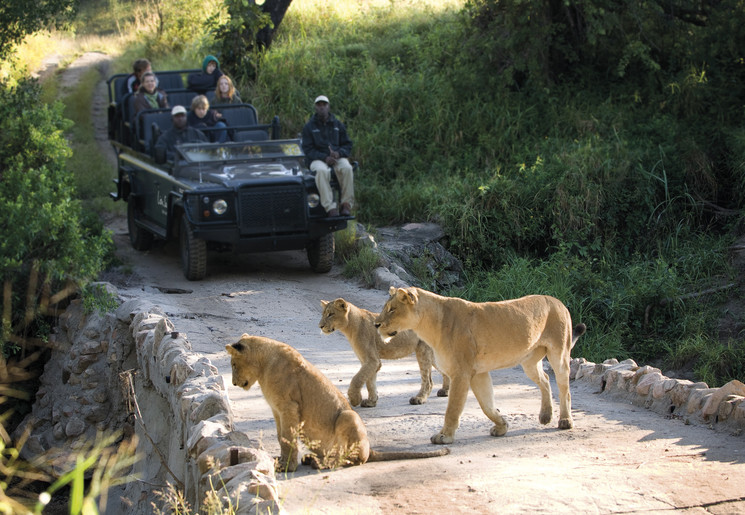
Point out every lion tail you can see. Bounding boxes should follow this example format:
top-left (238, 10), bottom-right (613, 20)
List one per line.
top-left (368, 447), bottom-right (450, 462)
top-left (571, 323), bottom-right (587, 348)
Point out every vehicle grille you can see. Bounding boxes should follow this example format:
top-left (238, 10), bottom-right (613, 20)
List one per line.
top-left (238, 185), bottom-right (307, 235)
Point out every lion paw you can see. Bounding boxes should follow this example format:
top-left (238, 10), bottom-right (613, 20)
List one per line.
top-left (361, 398), bottom-right (377, 408)
top-left (431, 432), bottom-right (454, 445)
top-left (539, 410), bottom-right (552, 425)
top-left (348, 392), bottom-right (362, 407)
top-left (301, 454), bottom-right (321, 469)
top-left (436, 388), bottom-right (449, 397)
top-left (490, 424), bottom-right (508, 437)
top-left (558, 417), bottom-right (573, 430)
top-left (275, 458), bottom-right (298, 472)
top-left (409, 396), bottom-right (426, 405)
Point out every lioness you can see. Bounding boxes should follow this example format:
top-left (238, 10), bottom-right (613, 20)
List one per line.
top-left (319, 298), bottom-right (449, 407)
top-left (226, 334), bottom-right (450, 471)
top-left (374, 287), bottom-right (586, 444)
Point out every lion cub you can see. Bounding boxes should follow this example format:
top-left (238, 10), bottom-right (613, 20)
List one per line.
top-left (226, 334), bottom-right (450, 472)
top-left (319, 298), bottom-right (449, 407)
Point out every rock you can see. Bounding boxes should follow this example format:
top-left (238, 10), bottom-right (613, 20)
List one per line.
top-left (362, 222), bottom-right (464, 291)
top-left (65, 418), bottom-right (86, 437)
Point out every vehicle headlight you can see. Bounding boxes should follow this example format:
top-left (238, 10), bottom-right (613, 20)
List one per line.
top-left (307, 193), bottom-right (320, 209)
top-left (213, 199), bottom-right (228, 215)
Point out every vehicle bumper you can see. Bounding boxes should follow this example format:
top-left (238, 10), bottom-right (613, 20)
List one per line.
top-left (191, 217), bottom-right (351, 252)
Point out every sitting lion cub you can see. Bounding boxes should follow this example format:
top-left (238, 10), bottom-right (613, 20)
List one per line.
top-left (375, 287), bottom-right (586, 445)
top-left (319, 298), bottom-right (449, 407)
top-left (226, 333), bottom-right (450, 471)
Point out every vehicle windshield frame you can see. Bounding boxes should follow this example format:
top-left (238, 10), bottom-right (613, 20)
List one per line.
top-left (175, 140), bottom-right (305, 164)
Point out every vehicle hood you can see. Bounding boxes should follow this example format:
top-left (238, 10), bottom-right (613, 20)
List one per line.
top-left (184, 161), bottom-right (304, 187)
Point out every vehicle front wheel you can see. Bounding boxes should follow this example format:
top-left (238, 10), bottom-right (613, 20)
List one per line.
top-left (127, 198), bottom-right (154, 251)
top-left (307, 233), bottom-right (335, 273)
top-left (180, 214), bottom-right (207, 280)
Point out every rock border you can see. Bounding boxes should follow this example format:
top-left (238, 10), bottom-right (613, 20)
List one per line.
top-left (571, 358), bottom-right (745, 434)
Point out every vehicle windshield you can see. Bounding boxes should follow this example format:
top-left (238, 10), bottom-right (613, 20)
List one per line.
top-left (176, 140), bottom-right (304, 163)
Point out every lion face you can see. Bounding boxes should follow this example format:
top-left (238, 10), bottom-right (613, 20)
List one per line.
top-left (225, 335), bottom-right (259, 390)
top-left (375, 287), bottom-right (417, 338)
top-left (319, 299), bottom-right (349, 335)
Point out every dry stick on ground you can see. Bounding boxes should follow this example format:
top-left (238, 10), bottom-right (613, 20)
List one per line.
top-left (120, 370), bottom-right (185, 491)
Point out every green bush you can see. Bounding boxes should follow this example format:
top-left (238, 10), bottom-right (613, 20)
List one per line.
top-left (0, 78), bottom-right (112, 354)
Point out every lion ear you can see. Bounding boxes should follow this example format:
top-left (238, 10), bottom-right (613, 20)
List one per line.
top-left (320, 300), bottom-right (329, 308)
top-left (241, 333), bottom-right (250, 339)
top-left (226, 343), bottom-right (242, 355)
top-left (388, 286), bottom-right (396, 296)
top-left (333, 298), bottom-right (347, 310)
top-left (396, 288), bottom-right (417, 304)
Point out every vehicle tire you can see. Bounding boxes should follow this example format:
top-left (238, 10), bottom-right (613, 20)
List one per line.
top-left (307, 233), bottom-right (335, 273)
top-left (180, 214), bottom-right (207, 281)
top-left (127, 198), bottom-right (154, 251)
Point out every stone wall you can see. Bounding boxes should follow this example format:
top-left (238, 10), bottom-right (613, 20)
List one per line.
top-left (16, 286), bottom-right (280, 514)
top-left (570, 358), bottom-right (745, 434)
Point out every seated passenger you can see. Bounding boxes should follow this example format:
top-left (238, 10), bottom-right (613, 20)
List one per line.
top-left (187, 55), bottom-right (224, 94)
top-left (301, 94), bottom-right (354, 217)
top-left (133, 72), bottom-right (169, 114)
top-left (187, 95), bottom-right (228, 143)
top-left (208, 75), bottom-right (242, 106)
top-left (126, 58), bottom-right (152, 94)
top-left (154, 105), bottom-right (208, 162)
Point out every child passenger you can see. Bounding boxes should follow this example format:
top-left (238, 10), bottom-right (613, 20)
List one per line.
top-left (187, 95), bottom-right (228, 143)
top-left (209, 75), bottom-right (242, 105)
top-left (187, 55), bottom-right (224, 94)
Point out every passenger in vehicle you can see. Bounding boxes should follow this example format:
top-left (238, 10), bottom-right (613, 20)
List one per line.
top-left (301, 95), bottom-right (354, 217)
top-left (126, 58), bottom-right (152, 94)
top-left (133, 72), bottom-right (169, 114)
top-left (187, 55), bottom-right (224, 94)
top-left (208, 75), bottom-right (242, 105)
top-left (154, 105), bottom-right (208, 162)
top-left (187, 95), bottom-right (228, 143)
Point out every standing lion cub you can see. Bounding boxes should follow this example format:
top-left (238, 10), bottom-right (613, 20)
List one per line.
top-left (226, 334), bottom-right (450, 471)
top-left (319, 298), bottom-right (449, 407)
top-left (375, 287), bottom-right (586, 445)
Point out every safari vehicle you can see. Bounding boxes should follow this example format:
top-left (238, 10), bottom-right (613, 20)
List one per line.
top-left (106, 70), bottom-right (352, 280)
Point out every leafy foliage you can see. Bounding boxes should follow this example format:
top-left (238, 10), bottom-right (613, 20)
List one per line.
top-left (207, 0), bottom-right (272, 83)
top-left (0, 0), bottom-right (77, 61)
top-left (0, 78), bottom-right (111, 354)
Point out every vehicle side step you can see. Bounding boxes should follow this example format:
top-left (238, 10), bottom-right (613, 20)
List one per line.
top-left (136, 217), bottom-right (167, 239)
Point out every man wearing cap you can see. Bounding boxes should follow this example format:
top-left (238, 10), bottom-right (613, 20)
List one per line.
top-left (154, 105), bottom-right (208, 161)
top-left (301, 95), bottom-right (354, 217)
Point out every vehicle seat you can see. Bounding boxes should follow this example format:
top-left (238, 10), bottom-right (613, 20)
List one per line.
top-left (217, 104), bottom-right (268, 142)
top-left (136, 109), bottom-right (173, 155)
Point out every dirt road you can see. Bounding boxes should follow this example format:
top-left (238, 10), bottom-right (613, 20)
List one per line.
top-left (104, 218), bottom-right (745, 514)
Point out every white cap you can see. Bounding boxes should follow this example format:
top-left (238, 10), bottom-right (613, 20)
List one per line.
top-left (314, 95), bottom-right (329, 104)
top-left (171, 105), bottom-right (187, 116)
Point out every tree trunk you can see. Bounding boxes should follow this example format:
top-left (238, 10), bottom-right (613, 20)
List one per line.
top-left (257, 0), bottom-right (294, 48)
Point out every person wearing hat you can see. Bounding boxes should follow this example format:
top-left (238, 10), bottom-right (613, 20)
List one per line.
top-left (301, 95), bottom-right (354, 217)
top-left (154, 105), bottom-right (208, 162)
top-left (187, 55), bottom-right (225, 94)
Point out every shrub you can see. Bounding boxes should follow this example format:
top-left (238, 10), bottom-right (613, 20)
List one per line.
top-left (0, 78), bottom-right (111, 355)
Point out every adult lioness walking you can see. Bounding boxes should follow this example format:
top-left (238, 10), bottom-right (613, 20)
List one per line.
top-left (374, 287), bottom-right (586, 444)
